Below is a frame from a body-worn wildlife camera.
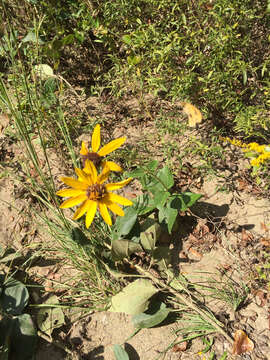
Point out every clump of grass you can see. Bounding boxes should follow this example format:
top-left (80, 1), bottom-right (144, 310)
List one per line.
top-left (0, 16), bottom-right (120, 311)
top-left (2, 0), bottom-right (270, 140)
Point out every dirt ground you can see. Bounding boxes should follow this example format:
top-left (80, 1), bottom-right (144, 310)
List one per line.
top-left (1, 97), bottom-right (270, 360)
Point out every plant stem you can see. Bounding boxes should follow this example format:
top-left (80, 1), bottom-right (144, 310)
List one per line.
top-left (131, 262), bottom-right (234, 346)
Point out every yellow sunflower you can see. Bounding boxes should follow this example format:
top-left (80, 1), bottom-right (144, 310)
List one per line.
top-left (80, 124), bottom-right (126, 172)
top-left (56, 160), bottom-right (133, 228)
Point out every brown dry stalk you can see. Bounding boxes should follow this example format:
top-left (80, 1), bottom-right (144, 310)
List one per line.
top-left (131, 261), bottom-right (234, 346)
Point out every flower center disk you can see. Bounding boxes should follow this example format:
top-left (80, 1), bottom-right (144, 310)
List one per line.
top-left (82, 152), bottom-right (102, 167)
top-left (87, 184), bottom-right (106, 200)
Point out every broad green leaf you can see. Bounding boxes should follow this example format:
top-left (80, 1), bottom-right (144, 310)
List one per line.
top-left (33, 64), bottom-right (54, 80)
top-left (37, 295), bottom-right (65, 338)
top-left (126, 168), bottom-right (145, 178)
top-left (114, 207), bottom-right (138, 237)
top-left (157, 204), bottom-right (167, 223)
top-left (133, 194), bottom-right (156, 215)
top-left (1, 277), bottom-right (29, 315)
top-left (146, 179), bottom-right (164, 194)
top-left (153, 246), bottom-right (171, 270)
top-left (153, 191), bottom-right (170, 207)
top-left (157, 166), bottom-right (174, 190)
top-left (140, 215), bottom-right (162, 251)
top-left (132, 303), bottom-right (170, 329)
top-left (21, 31), bottom-right (44, 44)
top-left (146, 160), bottom-right (159, 171)
top-left (159, 200), bottom-right (178, 234)
top-left (165, 207), bottom-right (178, 234)
top-left (109, 279), bottom-right (158, 315)
top-left (175, 192), bottom-right (202, 211)
top-left (12, 314), bottom-right (37, 360)
top-left (111, 239), bottom-right (142, 260)
top-left (113, 344), bottom-right (129, 360)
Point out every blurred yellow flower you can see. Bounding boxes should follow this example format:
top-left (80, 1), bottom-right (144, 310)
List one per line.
top-left (56, 160), bottom-right (133, 228)
top-left (221, 137), bottom-right (270, 168)
top-left (80, 124), bottom-right (126, 172)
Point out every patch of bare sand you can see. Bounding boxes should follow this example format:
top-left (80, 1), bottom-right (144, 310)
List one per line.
top-left (69, 312), bottom-right (178, 360)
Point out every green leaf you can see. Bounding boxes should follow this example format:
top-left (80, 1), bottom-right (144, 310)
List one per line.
top-left (152, 191), bottom-right (170, 207)
top-left (11, 314), bottom-right (37, 360)
top-left (132, 303), bottom-right (170, 329)
top-left (133, 194), bottom-right (156, 215)
top-left (111, 239), bottom-right (142, 260)
top-left (140, 215), bottom-right (162, 251)
top-left (37, 295), bottom-right (65, 338)
top-left (157, 166), bottom-right (174, 190)
top-left (0, 277), bottom-right (29, 315)
top-left (109, 279), bottom-right (158, 315)
top-left (176, 192), bottom-right (202, 211)
top-left (146, 179), bottom-right (164, 194)
top-left (158, 200), bottom-right (178, 234)
top-left (21, 31), bottom-right (44, 44)
top-left (165, 207), bottom-right (178, 234)
top-left (113, 344), bottom-right (129, 360)
top-left (153, 247), bottom-right (171, 270)
top-left (157, 204), bottom-right (167, 223)
top-left (114, 207), bottom-right (138, 237)
top-left (126, 168), bottom-right (145, 178)
top-left (146, 160), bottom-right (159, 171)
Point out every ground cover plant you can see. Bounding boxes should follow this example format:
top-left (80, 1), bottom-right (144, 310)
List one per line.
top-left (0, 0), bottom-right (270, 359)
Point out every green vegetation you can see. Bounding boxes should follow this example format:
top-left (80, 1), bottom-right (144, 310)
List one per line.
top-left (0, 0), bottom-right (269, 359)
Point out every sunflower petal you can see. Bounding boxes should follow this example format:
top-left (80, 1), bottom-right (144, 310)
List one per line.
top-left (106, 201), bottom-right (125, 216)
top-left (91, 124), bottom-right (101, 153)
top-left (99, 201), bottom-right (112, 226)
top-left (98, 137), bottom-right (126, 157)
top-left (85, 200), bottom-right (98, 228)
top-left (60, 177), bottom-right (89, 190)
top-left (98, 164), bottom-right (110, 184)
top-left (105, 177), bottom-right (132, 191)
top-left (73, 199), bottom-right (91, 220)
top-left (59, 194), bottom-right (88, 208)
top-left (80, 141), bottom-right (89, 155)
top-left (83, 159), bottom-right (97, 183)
top-left (103, 160), bottom-right (123, 172)
top-left (106, 192), bottom-right (133, 206)
top-left (75, 167), bottom-right (92, 185)
top-left (56, 188), bottom-right (85, 197)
